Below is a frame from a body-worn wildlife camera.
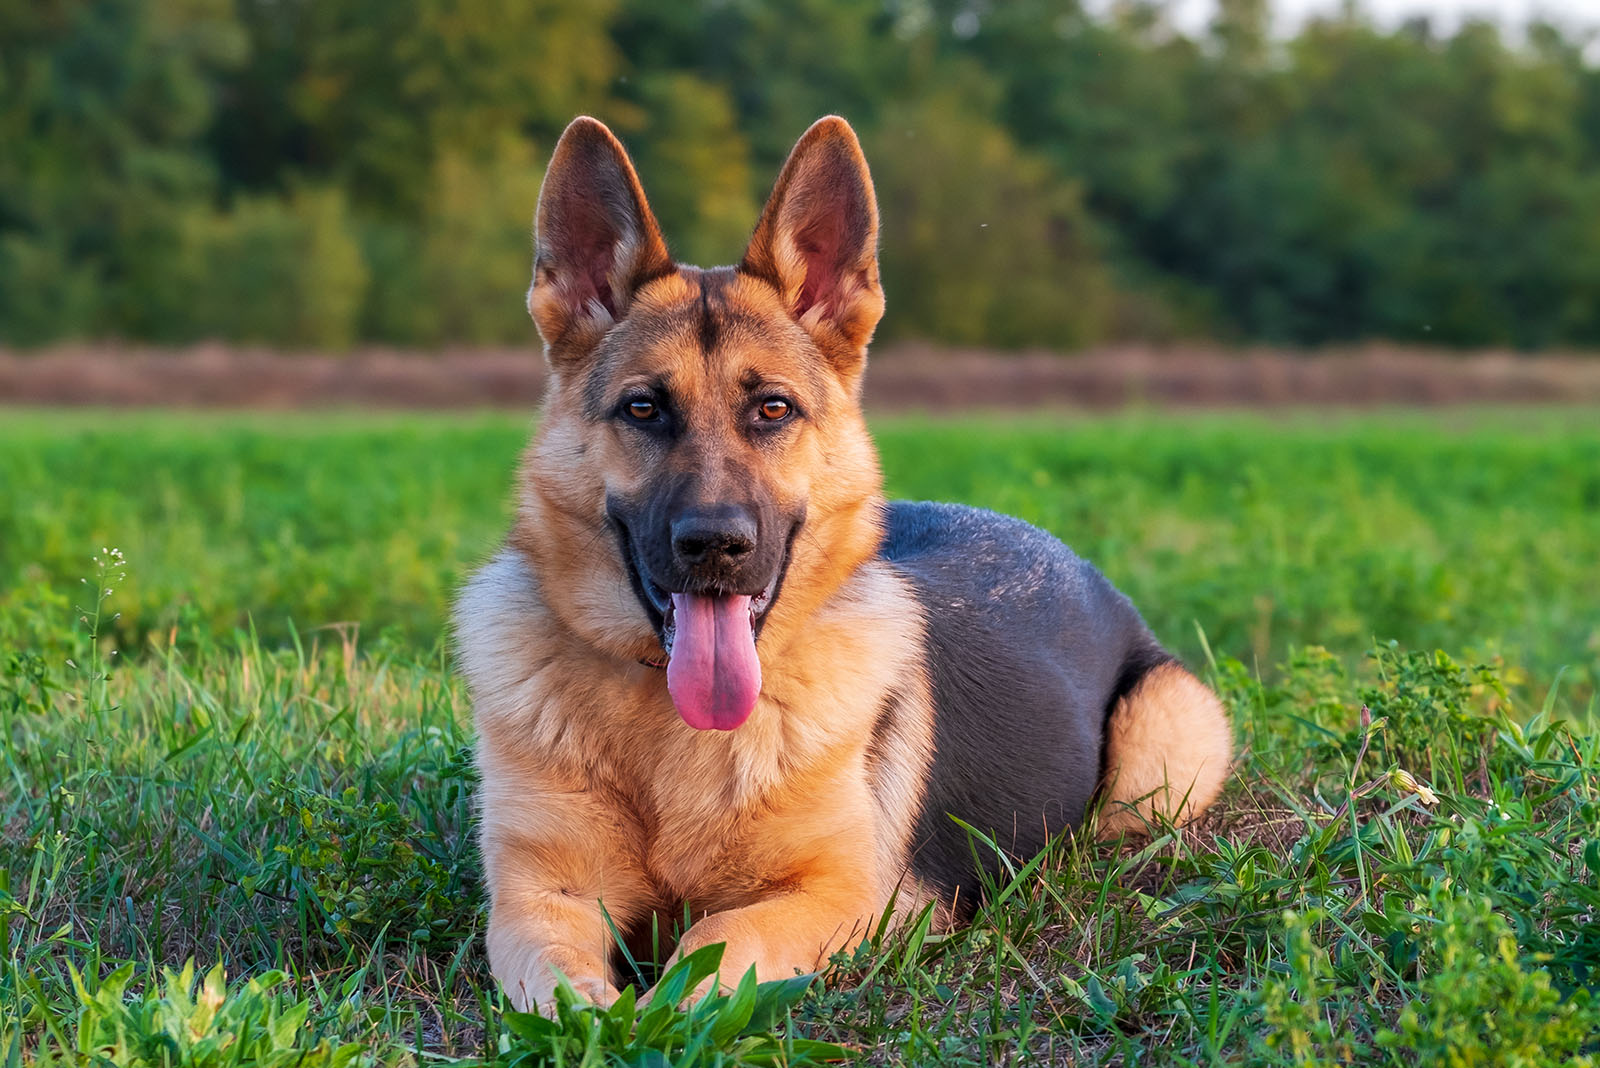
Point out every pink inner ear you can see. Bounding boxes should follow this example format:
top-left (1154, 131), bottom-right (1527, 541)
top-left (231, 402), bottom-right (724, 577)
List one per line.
top-left (557, 201), bottom-right (621, 317)
top-left (577, 235), bottom-right (616, 316)
top-left (793, 214), bottom-right (850, 318)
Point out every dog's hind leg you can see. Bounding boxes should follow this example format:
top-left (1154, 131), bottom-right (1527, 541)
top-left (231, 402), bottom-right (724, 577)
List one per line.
top-left (1096, 661), bottom-right (1233, 838)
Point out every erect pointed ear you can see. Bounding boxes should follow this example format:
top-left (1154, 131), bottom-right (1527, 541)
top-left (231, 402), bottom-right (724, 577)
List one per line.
top-left (739, 116), bottom-right (884, 379)
top-left (529, 117), bottom-right (675, 364)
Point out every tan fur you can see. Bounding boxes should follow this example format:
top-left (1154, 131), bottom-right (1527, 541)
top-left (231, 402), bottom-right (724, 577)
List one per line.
top-left (1096, 662), bottom-right (1233, 838)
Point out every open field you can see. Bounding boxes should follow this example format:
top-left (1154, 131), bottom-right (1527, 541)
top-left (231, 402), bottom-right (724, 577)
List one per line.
top-left (3, 408), bottom-right (1598, 1065)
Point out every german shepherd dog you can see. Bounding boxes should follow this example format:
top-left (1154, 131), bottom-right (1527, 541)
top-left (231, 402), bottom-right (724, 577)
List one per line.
top-left (455, 115), bottom-right (1232, 1011)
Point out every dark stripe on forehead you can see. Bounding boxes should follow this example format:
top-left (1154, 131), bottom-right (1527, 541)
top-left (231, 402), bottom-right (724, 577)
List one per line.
top-left (575, 265), bottom-right (835, 419)
top-left (698, 274), bottom-right (718, 356)
top-left (696, 267), bottom-right (740, 359)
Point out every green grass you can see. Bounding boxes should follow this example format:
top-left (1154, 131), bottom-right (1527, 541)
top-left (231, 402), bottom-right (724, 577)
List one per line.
top-left (4, 408), bottom-right (1597, 696)
top-left (3, 407), bottom-right (1598, 1066)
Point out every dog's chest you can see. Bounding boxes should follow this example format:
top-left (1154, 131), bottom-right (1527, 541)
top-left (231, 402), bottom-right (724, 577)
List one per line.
top-left (591, 710), bottom-right (845, 908)
top-left (637, 805), bottom-right (783, 911)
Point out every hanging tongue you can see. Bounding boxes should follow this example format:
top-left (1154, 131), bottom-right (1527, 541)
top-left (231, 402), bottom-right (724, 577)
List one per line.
top-left (666, 592), bottom-right (761, 730)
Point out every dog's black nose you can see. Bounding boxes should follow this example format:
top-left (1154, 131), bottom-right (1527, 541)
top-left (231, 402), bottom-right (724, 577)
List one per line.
top-left (672, 506), bottom-right (757, 569)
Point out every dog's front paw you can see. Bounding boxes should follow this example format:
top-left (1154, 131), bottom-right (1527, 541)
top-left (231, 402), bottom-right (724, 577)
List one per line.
top-left (638, 971), bottom-right (727, 1010)
top-left (504, 973), bottom-right (621, 1016)
top-left (645, 916), bottom-right (765, 1006)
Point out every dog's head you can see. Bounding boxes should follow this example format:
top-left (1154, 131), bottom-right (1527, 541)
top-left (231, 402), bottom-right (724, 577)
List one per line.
top-left (514, 116), bottom-right (887, 731)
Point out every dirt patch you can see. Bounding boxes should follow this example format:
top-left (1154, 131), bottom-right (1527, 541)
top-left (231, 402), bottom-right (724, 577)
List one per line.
top-left (4, 341), bottom-right (1600, 411)
top-left (871, 342), bottom-right (1600, 410)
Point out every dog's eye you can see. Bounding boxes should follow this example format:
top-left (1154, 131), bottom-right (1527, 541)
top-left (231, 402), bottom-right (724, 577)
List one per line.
top-left (757, 398), bottom-right (792, 421)
top-left (626, 399), bottom-right (658, 421)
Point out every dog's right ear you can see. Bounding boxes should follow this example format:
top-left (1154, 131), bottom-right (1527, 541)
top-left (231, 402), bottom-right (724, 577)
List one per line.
top-left (529, 117), bottom-right (674, 364)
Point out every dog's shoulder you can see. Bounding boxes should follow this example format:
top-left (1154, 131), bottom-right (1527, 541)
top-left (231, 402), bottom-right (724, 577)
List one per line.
top-left (453, 548), bottom-right (563, 732)
top-left (457, 546), bottom-right (546, 622)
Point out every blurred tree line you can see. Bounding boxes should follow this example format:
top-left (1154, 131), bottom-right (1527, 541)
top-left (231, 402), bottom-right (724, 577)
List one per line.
top-left (4, 0), bottom-right (1600, 351)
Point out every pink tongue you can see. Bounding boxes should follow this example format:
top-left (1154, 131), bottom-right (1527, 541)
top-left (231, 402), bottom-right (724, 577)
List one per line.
top-left (666, 593), bottom-right (762, 730)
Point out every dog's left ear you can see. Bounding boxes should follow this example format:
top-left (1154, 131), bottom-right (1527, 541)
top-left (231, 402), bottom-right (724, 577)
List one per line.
top-left (740, 116), bottom-right (883, 381)
top-left (529, 117), bottom-right (675, 366)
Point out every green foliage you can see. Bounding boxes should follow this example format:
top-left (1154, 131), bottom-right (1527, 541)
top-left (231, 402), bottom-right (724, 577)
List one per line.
top-left (869, 77), bottom-right (1117, 348)
top-left (217, 0), bottom-right (619, 214)
top-left (0, 0), bottom-right (246, 344)
top-left (0, 411), bottom-right (520, 652)
top-left (1256, 911), bottom-right (1339, 1067)
top-left (491, 944), bottom-right (845, 1067)
top-left (11, 1), bottom-right (1600, 348)
top-left (1379, 893), bottom-right (1600, 1067)
top-left (618, 75), bottom-right (759, 269)
top-left (29, 963), bottom-right (369, 1068)
top-left (157, 187), bottom-right (370, 349)
top-left (0, 234), bottom-right (99, 345)
top-left (1256, 895), bottom-right (1600, 1068)
top-left (361, 137), bottom-right (548, 346)
top-left (1361, 644), bottom-right (1506, 777)
top-left (253, 778), bottom-right (479, 950)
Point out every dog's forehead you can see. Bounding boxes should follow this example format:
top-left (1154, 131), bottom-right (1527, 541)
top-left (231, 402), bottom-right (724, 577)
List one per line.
top-left (587, 268), bottom-right (831, 405)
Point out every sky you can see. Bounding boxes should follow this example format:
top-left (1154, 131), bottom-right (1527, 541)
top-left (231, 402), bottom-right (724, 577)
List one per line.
top-left (1127, 0), bottom-right (1598, 35)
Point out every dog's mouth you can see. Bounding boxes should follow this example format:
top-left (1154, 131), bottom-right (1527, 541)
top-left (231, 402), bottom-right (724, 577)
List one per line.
top-left (614, 524), bottom-right (795, 733)
top-left (653, 578), bottom-right (776, 658)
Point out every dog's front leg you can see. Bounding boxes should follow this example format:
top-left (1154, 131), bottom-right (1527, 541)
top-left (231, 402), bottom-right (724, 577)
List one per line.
top-left (485, 880), bottom-right (624, 1013)
top-left (480, 793), bottom-right (648, 1013)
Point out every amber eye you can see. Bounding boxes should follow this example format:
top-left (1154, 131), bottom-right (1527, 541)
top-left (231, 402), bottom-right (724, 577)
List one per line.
top-left (626, 399), bottom-right (658, 421)
top-left (758, 398), bottom-right (792, 421)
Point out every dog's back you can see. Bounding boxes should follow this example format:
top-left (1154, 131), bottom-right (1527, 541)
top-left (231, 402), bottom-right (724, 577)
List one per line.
top-left (882, 501), bottom-right (1229, 910)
